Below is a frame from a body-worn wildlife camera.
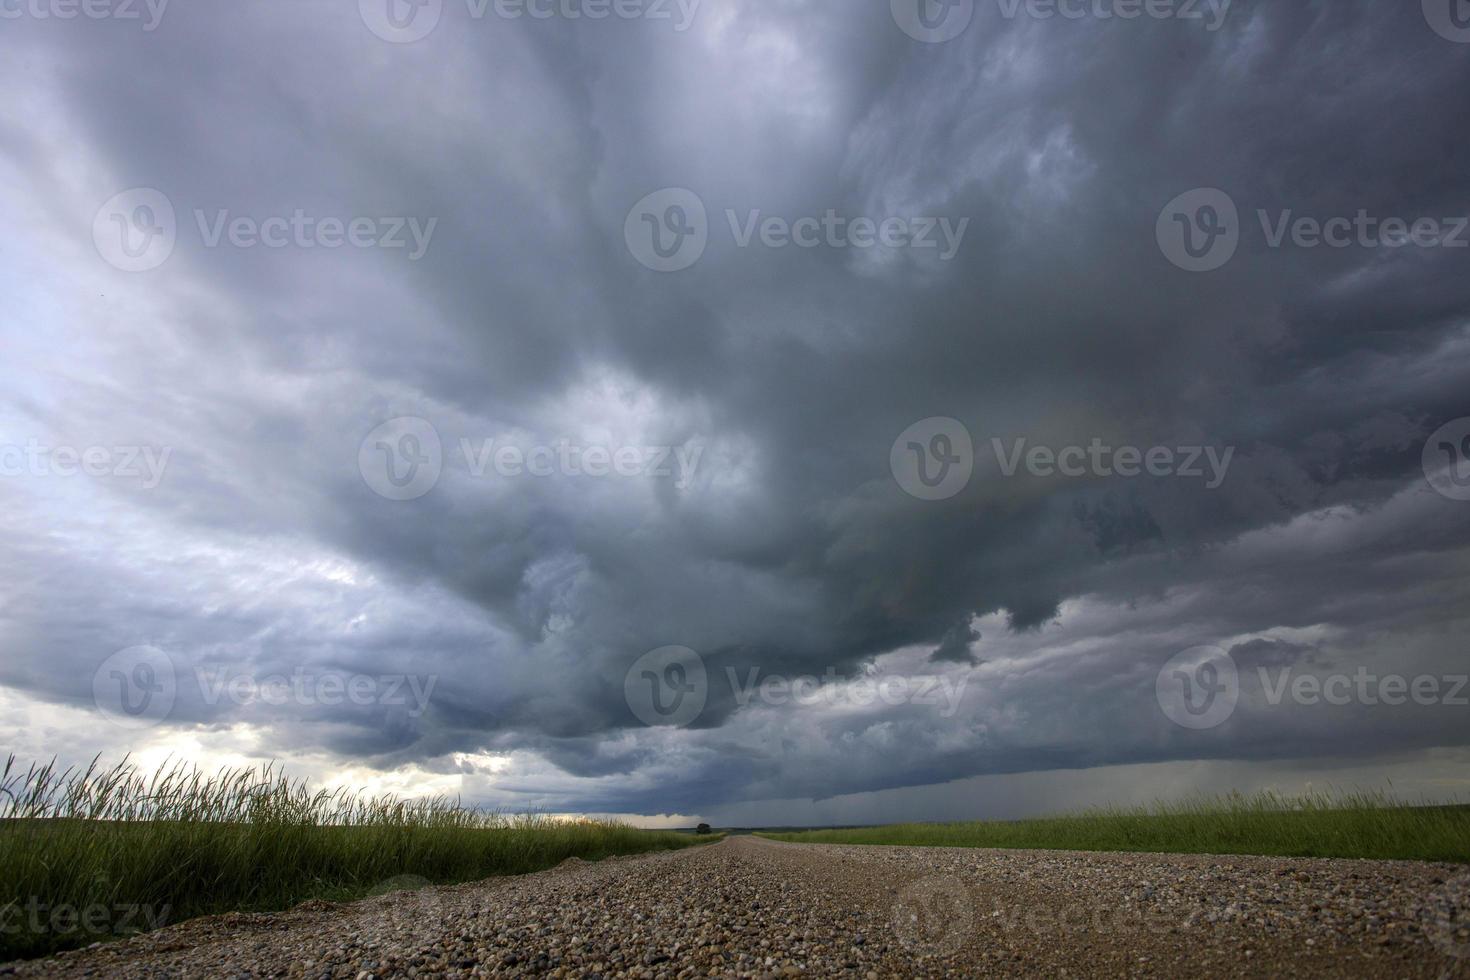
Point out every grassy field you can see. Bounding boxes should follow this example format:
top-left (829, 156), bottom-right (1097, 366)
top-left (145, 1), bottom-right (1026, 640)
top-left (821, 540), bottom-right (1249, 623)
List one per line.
top-left (0, 756), bottom-right (708, 962)
top-left (759, 790), bottom-right (1470, 863)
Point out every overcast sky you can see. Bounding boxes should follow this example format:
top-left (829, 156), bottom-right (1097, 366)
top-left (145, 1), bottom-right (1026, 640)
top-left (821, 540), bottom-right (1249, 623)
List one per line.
top-left (2, 0), bottom-right (1469, 826)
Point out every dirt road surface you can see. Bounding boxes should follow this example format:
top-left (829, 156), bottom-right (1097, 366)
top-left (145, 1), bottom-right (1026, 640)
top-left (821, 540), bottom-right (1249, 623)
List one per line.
top-left (5, 836), bottom-right (1468, 978)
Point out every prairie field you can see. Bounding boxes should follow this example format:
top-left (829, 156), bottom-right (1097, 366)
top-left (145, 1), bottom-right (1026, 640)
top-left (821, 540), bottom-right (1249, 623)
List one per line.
top-left (758, 790), bottom-right (1470, 863)
top-left (0, 756), bottom-right (705, 961)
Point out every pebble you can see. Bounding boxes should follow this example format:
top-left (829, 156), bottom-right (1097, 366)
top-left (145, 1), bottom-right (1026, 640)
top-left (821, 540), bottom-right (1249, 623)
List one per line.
top-left (3, 839), bottom-right (1465, 978)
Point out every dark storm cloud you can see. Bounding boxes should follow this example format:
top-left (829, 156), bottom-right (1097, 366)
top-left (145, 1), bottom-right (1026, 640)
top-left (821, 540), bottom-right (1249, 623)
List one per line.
top-left (2, 0), bottom-right (1468, 814)
top-left (930, 621), bottom-right (982, 665)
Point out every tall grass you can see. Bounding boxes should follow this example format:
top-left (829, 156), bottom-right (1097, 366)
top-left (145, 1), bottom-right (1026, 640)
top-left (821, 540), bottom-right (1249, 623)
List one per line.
top-left (0, 755), bottom-right (705, 962)
top-left (759, 789), bottom-right (1470, 863)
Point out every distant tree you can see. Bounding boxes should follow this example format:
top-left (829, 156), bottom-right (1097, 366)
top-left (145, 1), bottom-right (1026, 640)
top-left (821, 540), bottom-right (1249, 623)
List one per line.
top-left (696, 823), bottom-right (712, 835)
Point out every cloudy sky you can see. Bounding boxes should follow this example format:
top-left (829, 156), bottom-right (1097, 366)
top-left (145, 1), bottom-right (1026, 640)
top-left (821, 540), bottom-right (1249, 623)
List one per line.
top-left (2, 0), bottom-right (1469, 826)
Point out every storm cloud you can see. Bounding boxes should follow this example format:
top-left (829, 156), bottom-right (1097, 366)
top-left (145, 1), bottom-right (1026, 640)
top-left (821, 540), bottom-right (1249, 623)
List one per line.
top-left (1, 0), bottom-right (1468, 820)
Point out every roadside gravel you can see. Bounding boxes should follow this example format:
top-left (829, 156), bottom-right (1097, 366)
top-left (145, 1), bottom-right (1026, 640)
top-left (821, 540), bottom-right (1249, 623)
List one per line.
top-left (5, 836), bottom-right (1467, 978)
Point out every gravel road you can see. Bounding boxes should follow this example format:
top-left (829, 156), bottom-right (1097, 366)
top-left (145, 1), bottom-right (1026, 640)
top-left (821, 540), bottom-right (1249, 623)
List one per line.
top-left (6, 836), bottom-right (1468, 978)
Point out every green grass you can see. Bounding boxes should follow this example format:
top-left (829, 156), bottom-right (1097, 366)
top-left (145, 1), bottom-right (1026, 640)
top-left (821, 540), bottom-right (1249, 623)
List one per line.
top-left (0, 756), bottom-right (708, 962)
top-left (759, 790), bottom-right (1470, 864)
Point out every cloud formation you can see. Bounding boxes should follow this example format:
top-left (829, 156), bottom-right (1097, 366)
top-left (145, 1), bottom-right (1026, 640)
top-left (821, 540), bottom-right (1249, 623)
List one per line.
top-left (2, 0), bottom-right (1468, 819)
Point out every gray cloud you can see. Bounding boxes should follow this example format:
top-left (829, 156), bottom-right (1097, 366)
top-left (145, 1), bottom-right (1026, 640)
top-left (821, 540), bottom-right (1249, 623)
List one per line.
top-left (1, 0), bottom-right (1468, 817)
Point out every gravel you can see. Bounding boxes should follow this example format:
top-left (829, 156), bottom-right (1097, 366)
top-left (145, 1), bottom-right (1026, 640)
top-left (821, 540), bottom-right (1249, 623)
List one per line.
top-left (5, 836), bottom-right (1468, 978)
